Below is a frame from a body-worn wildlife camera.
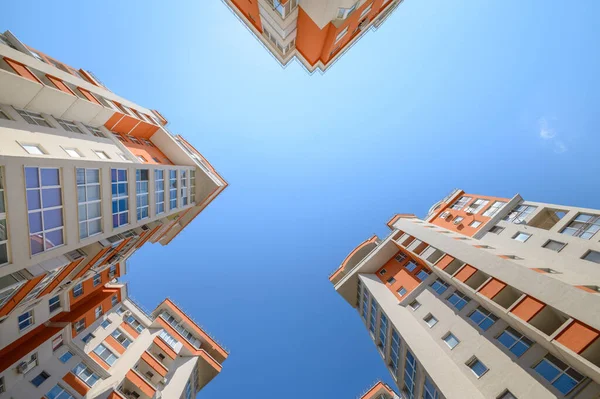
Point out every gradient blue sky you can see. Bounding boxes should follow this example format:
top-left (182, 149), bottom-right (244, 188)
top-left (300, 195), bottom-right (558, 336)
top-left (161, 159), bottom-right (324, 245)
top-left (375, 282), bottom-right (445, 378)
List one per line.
top-left (3, 1), bottom-right (600, 397)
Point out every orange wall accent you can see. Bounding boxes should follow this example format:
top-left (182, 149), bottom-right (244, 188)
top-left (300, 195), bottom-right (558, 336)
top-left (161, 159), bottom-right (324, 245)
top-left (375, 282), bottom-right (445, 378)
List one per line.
top-left (108, 392), bottom-right (123, 399)
top-left (70, 263), bottom-right (120, 306)
top-left (435, 255), bottom-right (455, 270)
top-left (62, 371), bottom-right (91, 395)
top-left (511, 296), bottom-right (545, 322)
top-left (78, 69), bottom-right (100, 87)
top-left (4, 58), bottom-right (42, 83)
top-left (77, 87), bottom-right (101, 105)
top-left (0, 274), bottom-right (45, 317)
top-left (129, 121), bottom-right (160, 139)
top-left (142, 352), bottom-right (168, 377)
top-left (126, 370), bottom-right (156, 397)
top-left (105, 335), bottom-right (126, 355)
top-left (104, 112), bottom-right (124, 131)
top-left (198, 349), bottom-right (223, 373)
top-left (402, 236), bottom-right (416, 247)
top-left (122, 139), bottom-right (172, 165)
top-left (153, 337), bottom-right (177, 359)
top-left (555, 320), bottom-right (600, 354)
top-left (360, 381), bottom-right (395, 399)
top-left (478, 278), bottom-right (506, 299)
top-left (329, 235), bottom-right (378, 282)
top-left (39, 258), bottom-right (84, 297)
top-left (121, 321), bottom-right (140, 339)
top-left (46, 75), bottom-right (75, 95)
top-left (295, 8), bottom-right (329, 66)
top-left (0, 324), bottom-right (61, 373)
top-left (111, 114), bottom-right (138, 134)
top-left (152, 109), bottom-right (168, 125)
top-left (376, 250), bottom-right (430, 300)
top-left (454, 264), bottom-right (477, 282)
top-left (413, 241), bottom-right (429, 255)
top-left (73, 247), bottom-right (112, 279)
top-left (88, 350), bottom-right (111, 370)
top-left (230, 0), bottom-right (262, 31)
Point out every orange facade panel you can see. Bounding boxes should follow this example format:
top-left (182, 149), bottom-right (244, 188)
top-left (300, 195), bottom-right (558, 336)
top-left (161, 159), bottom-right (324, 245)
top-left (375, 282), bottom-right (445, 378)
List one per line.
top-left (295, 8), bottom-right (329, 66)
top-left (555, 320), bottom-right (600, 354)
top-left (141, 351), bottom-right (168, 377)
top-left (4, 57), bottom-right (42, 83)
top-left (62, 371), bottom-right (91, 395)
top-left (511, 296), bottom-right (545, 322)
top-left (126, 370), bottom-right (156, 398)
top-left (105, 335), bottom-right (127, 355)
top-left (153, 336), bottom-right (177, 359)
top-left (89, 350), bottom-right (111, 370)
top-left (46, 75), bottom-right (75, 95)
top-left (478, 278), bottom-right (507, 300)
top-left (413, 241), bottom-right (429, 255)
top-left (230, 0), bottom-right (262, 31)
top-left (435, 255), bottom-right (455, 270)
top-left (0, 275), bottom-right (45, 317)
top-left (122, 139), bottom-right (172, 165)
top-left (39, 258), bottom-right (84, 297)
top-left (77, 87), bottom-right (101, 105)
top-left (0, 324), bottom-right (61, 373)
top-left (121, 321), bottom-right (140, 339)
top-left (454, 264), bottom-right (477, 283)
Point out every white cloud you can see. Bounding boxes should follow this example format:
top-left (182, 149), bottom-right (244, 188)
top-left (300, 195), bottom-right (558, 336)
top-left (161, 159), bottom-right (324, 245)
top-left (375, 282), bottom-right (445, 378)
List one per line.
top-left (554, 141), bottom-right (568, 154)
top-left (538, 118), bottom-right (556, 139)
top-left (538, 117), bottom-right (567, 154)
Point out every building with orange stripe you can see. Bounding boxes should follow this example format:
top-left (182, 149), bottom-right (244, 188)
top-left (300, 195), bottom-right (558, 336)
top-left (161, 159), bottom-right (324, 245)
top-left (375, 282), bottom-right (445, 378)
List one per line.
top-left (355, 380), bottom-right (400, 399)
top-left (223, 0), bottom-right (403, 73)
top-left (330, 189), bottom-right (600, 399)
top-left (0, 30), bottom-right (228, 398)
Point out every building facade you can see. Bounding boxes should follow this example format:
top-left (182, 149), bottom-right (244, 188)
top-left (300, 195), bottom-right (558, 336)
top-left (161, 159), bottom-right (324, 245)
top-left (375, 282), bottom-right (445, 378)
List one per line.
top-left (330, 189), bottom-right (600, 399)
top-left (0, 30), bottom-right (228, 398)
top-left (356, 381), bottom-right (401, 399)
top-left (222, 0), bottom-right (403, 73)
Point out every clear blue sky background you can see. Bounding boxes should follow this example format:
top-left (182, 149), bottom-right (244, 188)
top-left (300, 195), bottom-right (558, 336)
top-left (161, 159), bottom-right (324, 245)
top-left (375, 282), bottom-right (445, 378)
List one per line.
top-left (3, 1), bottom-right (600, 397)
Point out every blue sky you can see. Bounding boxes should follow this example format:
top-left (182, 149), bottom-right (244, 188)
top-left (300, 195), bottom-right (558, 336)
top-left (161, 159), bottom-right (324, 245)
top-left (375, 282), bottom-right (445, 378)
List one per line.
top-left (3, 0), bottom-right (600, 397)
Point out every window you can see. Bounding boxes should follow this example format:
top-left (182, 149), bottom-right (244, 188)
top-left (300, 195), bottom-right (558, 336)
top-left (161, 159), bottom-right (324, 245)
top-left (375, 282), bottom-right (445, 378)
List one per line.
top-left (136, 169), bottom-right (149, 220)
top-left (497, 391), bottom-right (517, 399)
top-left (56, 118), bottom-right (82, 133)
top-left (453, 216), bottom-right (464, 224)
top-left (111, 169), bottom-right (129, 227)
top-left (126, 315), bottom-right (144, 333)
top-left (116, 307), bottom-right (125, 315)
top-left (180, 170), bottom-right (188, 206)
top-left (390, 329), bottom-right (400, 372)
top-left (113, 132), bottom-right (127, 142)
top-left (423, 376), bottom-right (441, 399)
top-left (49, 295), bottom-right (61, 312)
top-left (109, 264), bottom-right (117, 277)
top-left (395, 252), bottom-right (407, 263)
top-left (360, 3), bottom-right (372, 18)
top-left (100, 319), bottom-right (111, 329)
top-left (512, 232), bottom-right (531, 242)
top-left (369, 300), bottom-right (377, 334)
top-left (378, 312), bottom-right (387, 348)
top-left (18, 310), bottom-right (34, 331)
top-left (169, 170), bottom-right (177, 209)
top-left (93, 273), bottom-right (101, 287)
top-left (73, 283), bottom-right (83, 298)
top-left (118, 153), bottom-right (129, 161)
top-left (84, 124), bottom-right (106, 138)
top-left (431, 279), bottom-right (449, 295)
top-left (450, 196), bottom-right (472, 210)
top-left (542, 240), bottom-right (566, 252)
top-left (489, 226), bottom-right (504, 234)
top-left (93, 344), bottom-right (118, 366)
top-left (94, 305), bottom-right (103, 319)
top-left (582, 250), bottom-right (600, 264)
top-left (63, 147), bottom-right (82, 158)
top-left (31, 371), bottom-right (50, 387)
top-left (335, 26), bottom-right (349, 43)
top-left (127, 135), bottom-right (141, 144)
top-left (533, 354), bottom-right (584, 395)
top-left (443, 332), bottom-right (460, 349)
top-left (465, 199), bottom-right (490, 214)
top-left (23, 268), bottom-right (61, 304)
top-left (82, 333), bottom-right (94, 343)
top-left (408, 300), bottom-right (420, 310)
top-left (26, 167), bottom-right (64, 254)
top-left (468, 306), bottom-right (498, 331)
top-left (361, 289), bottom-right (369, 321)
top-left (467, 357), bottom-right (488, 378)
top-left (497, 327), bottom-right (533, 357)
top-left (416, 269), bottom-right (430, 281)
top-left (447, 290), bottom-right (470, 311)
top-left (405, 261), bottom-right (417, 272)
top-left (52, 335), bottom-right (63, 351)
top-left (77, 168), bottom-right (102, 239)
top-left (336, 2), bottom-right (357, 19)
top-left (59, 351), bottom-right (73, 363)
top-left (137, 155), bottom-right (147, 163)
top-left (17, 109), bottom-right (51, 127)
top-left (0, 167), bottom-right (7, 265)
top-left (112, 294), bottom-right (118, 306)
top-left (46, 384), bottom-right (75, 399)
top-left (470, 221), bottom-right (482, 228)
top-left (424, 314), bottom-right (438, 328)
top-left (504, 204), bottom-right (536, 223)
top-left (94, 150), bottom-right (110, 159)
top-left (22, 143), bottom-right (46, 155)
top-left (185, 380), bottom-right (193, 399)
top-left (397, 287), bottom-right (407, 296)
top-left (190, 170), bottom-right (196, 203)
top-left (72, 362), bottom-right (100, 386)
top-left (111, 329), bottom-right (132, 348)
top-left (404, 350), bottom-right (417, 398)
top-left (379, 269), bottom-right (386, 275)
top-left (0, 108), bottom-right (11, 120)
top-left (74, 318), bottom-right (85, 333)
top-left (483, 201), bottom-right (507, 217)
top-left (159, 329), bottom-right (179, 349)
top-left (384, 276), bottom-right (395, 285)
top-left (155, 170), bottom-right (165, 215)
top-left (561, 214), bottom-right (600, 239)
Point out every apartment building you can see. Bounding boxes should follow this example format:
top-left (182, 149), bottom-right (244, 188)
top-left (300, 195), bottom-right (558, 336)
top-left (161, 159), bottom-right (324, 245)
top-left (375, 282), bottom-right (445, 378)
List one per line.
top-left (330, 189), bottom-right (600, 399)
top-left (222, 0), bottom-right (403, 73)
top-left (356, 381), bottom-right (401, 399)
top-left (0, 30), bottom-right (228, 398)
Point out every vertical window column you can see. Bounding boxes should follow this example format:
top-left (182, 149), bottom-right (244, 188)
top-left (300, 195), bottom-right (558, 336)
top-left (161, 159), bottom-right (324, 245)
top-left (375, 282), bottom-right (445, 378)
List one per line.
top-left (136, 170), bottom-right (149, 221)
top-left (155, 170), bottom-right (165, 215)
top-left (180, 170), bottom-right (188, 207)
top-left (169, 170), bottom-right (177, 210)
top-left (111, 169), bottom-right (129, 228)
top-left (25, 168), bottom-right (64, 255)
top-left (77, 168), bottom-right (102, 239)
top-left (0, 167), bottom-right (7, 265)
top-left (404, 350), bottom-right (417, 399)
top-left (189, 170), bottom-right (196, 204)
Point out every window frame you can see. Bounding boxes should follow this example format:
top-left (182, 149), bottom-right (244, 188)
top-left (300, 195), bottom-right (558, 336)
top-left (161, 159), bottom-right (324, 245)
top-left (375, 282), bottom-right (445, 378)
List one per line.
top-left (443, 332), bottom-right (460, 349)
top-left (542, 239), bottom-right (567, 252)
top-left (18, 309), bottom-right (34, 331)
top-left (466, 357), bottom-right (489, 378)
top-left (77, 168), bottom-right (102, 239)
top-left (0, 166), bottom-right (7, 266)
top-left (17, 109), bottom-right (51, 127)
top-left (111, 169), bottom-right (129, 228)
top-left (56, 118), bottom-right (82, 134)
top-left (468, 306), bottom-right (498, 331)
top-left (49, 295), bottom-right (61, 313)
top-left (136, 169), bottom-right (150, 221)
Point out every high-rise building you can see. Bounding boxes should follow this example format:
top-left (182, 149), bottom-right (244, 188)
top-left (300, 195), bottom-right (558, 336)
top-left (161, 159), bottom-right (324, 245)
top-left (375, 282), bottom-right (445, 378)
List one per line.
top-left (222, 0), bottom-right (402, 73)
top-left (0, 30), bottom-right (228, 398)
top-left (356, 381), bottom-right (400, 399)
top-left (330, 189), bottom-right (600, 399)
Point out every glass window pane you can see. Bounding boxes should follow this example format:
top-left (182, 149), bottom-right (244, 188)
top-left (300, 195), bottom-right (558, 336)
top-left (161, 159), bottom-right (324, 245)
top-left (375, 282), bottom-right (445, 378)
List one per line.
top-left (29, 212), bottom-right (43, 233)
top-left (43, 209), bottom-right (63, 230)
top-left (45, 229), bottom-right (63, 248)
top-left (86, 185), bottom-right (100, 201)
top-left (42, 188), bottom-right (62, 207)
top-left (30, 235), bottom-right (44, 254)
top-left (25, 168), bottom-right (39, 188)
top-left (88, 219), bottom-right (102, 235)
top-left (535, 359), bottom-right (561, 382)
top-left (41, 168), bottom-right (60, 186)
top-left (86, 169), bottom-right (99, 183)
top-left (27, 190), bottom-right (41, 210)
top-left (87, 202), bottom-right (101, 219)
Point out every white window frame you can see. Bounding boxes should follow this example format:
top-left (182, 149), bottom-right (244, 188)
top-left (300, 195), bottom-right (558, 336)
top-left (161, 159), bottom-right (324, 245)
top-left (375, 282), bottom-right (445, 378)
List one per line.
top-left (20, 143), bottom-right (46, 155)
top-left (155, 170), bottom-right (165, 214)
top-left (94, 150), bottom-right (110, 160)
top-left (16, 109), bottom-right (51, 127)
top-left (482, 201), bottom-right (507, 217)
top-left (169, 170), bottom-right (177, 210)
top-left (465, 199), bottom-right (490, 214)
top-left (0, 166), bottom-right (8, 266)
top-left (111, 169), bottom-right (129, 228)
top-left (136, 169), bottom-right (149, 221)
top-left (424, 313), bottom-right (438, 328)
top-left (56, 118), bottom-right (82, 133)
top-left (84, 124), bottom-right (107, 138)
top-left (18, 309), bottom-right (34, 331)
top-left (49, 295), bottom-right (61, 313)
top-left (450, 196), bottom-right (472, 210)
top-left (63, 147), bottom-right (83, 158)
top-left (180, 170), bottom-right (188, 207)
top-left (77, 168), bottom-right (102, 239)
top-left (443, 332), bottom-right (460, 349)
top-left (189, 169), bottom-right (196, 204)
top-left (335, 26), bottom-right (349, 43)
top-left (360, 3), bottom-right (373, 18)
top-left (72, 362), bottom-right (100, 386)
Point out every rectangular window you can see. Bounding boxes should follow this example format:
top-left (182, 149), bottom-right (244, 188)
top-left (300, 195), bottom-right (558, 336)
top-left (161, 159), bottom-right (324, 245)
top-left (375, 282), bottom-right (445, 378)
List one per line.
top-left (94, 150), bottom-right (110, 160)
top-left (390, 329), bottom-right (400, 372)
top-left (369, 300), bottom-right (377, 335)
top-left (17, 109), bottom-right (51, 127)
top-left (82, 333), bottom-right (94, 343)
top-left (180, 170), bottom-right (188, 207)
top-left (94, 305), bottom-right (103, 319)
top-left (497, 327), bottom-right (533, 357)
top-left (378, 312), bottom-right (387, 348)
top-left (395, 252), bottom-right (407, 263)
top-left (467, 357), bottom-right (488, 378)
top-left (63, 147), bottom-right (82, 158)
top-left (0, 167), bottom-right (7, 265)
top-left (169, 170), bottom-right (177, 209)
top-left (582, 250), bottom-right (600, 264)
top-left (397, 287), bottom-right (407, 296)
top-left (465, 199), bottom-right (489, 214)
top-left (93, 273), bottom-right (101, 287)
top-left (497, 391), bottom-right (517, 399)
top-left (25, 167), bottom-right (64, 254)
top-left (483, 201), bottom-right (507, 217)
top-left (189, 170), bottom-right (196, 203)
top-left (136, 169), bottom-right (149, 220)
top-left (405, 261), bottom-right (417, 272)
top-left (379, 269), bottom-right (386, 275)
top-left (443, 332), bottom-right (460, 349)
top-left (46, 384), bottom-right (75, 399)
top-left (111, 294), bottom-right (118, 306)
top-left (72, 362), bottom-right (100, 386)
top-left (111, 329), bottom-right (132, 348)
top-left (31, 371), bottom-right (50, 387)
top-left (447, 290), bottom-right (470, 310)
top-left (73, 283), bottom-right (83, 298)
top-left (533, 354), bottom-right (583, 395)
top-left (416, 269), bottom-right (430, 281)
top-left (450, 196), bottom-right (472, 210)
top-left (159, 329), bottom-right (179, 349)
top-left (84, 124), bottom-right (106, 138)
top-left (74, 318), bottom-right (85, 333)
top-left (408, 300), bottom-right (420, 310)
top-left (155, 170), bottom-right (165, 214)
top-left (126, 315), bottom-right (144, 332)
top-left (337, 2), bottom-right (357, 19)
top-left (470, 221), bottom-right (482, 228)
top-left (430, 279), bottom-right (449, 295)
top-left (512, 232), bottom-right (531, 242)
top-left (101, 319), bottom-right (111, 329)
top-left (18, 310), bottom-right (34, 331)
top-left (424, 314), bottom-right (438, 328)
top-left (93, 344), bottom-right (117, 366)
top-left (56, 118), bottom-right (82, 133)
top-left (561, 214), bottom-right (600, 240)
top-left (504, 204), bottom-right (536, 223)
top-left (404, 350), bottom-right (417, 397)
top-left (59, 351), bottom-right (73, 363)
top-left (52, 335), bottom-right (63, 351)
top-left (386, 277), bottom-right (396, 284)
top-left (111, 169), bottom-right (129, 227)
top-left (361, 289), bottom-right (369, 321)
top-left (49, 295), bottom-right (61, 312)
top-left (453, 216), bottom-right (464, 224)
top-left (423, 376), bottom-right (441, 399)
top-left (542, 240), bottom-right (566, 252)
top-left (77, 168), bottom-right (102, 239)
top-left (360, 3), bottom-right (372, 18)
top-left (137, 155), bottom-right (147, 163)
top-left (489, 226), bottom-right (504, 234)
top-left (468, 306), bottom-right (498, 331)
top-left (335, 26), bottom-right (349, 43)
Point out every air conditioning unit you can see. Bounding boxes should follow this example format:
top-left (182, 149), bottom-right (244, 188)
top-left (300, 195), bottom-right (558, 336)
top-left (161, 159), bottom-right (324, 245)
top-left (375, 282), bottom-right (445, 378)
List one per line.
top-left (123, 310), bottom-right (132, 317)
top-left (99, 234), bottom-right (125, 248)
top-left (358, 18), bottom-right (370, 29)
top-left (453, 220), bottom-right (462, 225)
top-left (65, 249), bottom-right (87, 262)
top-left (16, 361), bottom-right (29, 374)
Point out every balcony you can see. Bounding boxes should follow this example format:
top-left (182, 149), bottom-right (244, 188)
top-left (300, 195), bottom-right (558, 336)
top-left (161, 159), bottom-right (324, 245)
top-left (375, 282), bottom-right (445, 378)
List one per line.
top-left (120, 369), bottom-right (155, 399)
